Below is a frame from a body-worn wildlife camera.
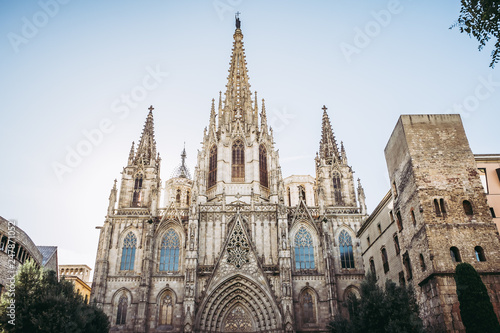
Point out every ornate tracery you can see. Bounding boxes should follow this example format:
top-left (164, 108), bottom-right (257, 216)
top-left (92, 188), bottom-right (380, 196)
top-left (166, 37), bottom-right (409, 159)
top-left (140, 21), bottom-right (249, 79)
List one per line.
top-left (223, 305), bottom-right (254, 332)
top-left (227, 220), bottom-right (250, 268)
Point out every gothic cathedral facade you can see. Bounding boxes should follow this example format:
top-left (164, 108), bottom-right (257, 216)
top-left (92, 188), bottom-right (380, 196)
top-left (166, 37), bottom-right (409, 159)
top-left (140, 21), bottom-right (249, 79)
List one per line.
top-left (91, 19), bottom-right (368, 333)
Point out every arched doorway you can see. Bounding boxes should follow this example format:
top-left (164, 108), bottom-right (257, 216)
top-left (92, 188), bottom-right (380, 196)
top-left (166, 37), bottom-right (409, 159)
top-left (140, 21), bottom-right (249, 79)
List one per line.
top-left (196, 275), bottom-right (281, 332)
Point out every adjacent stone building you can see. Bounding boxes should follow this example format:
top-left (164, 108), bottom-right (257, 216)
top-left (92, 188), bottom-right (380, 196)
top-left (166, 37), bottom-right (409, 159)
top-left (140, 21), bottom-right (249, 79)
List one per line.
top-left (359, 114), bottom-right (500, 332)
top-left (60, 264), bottom-right (92, 303)
top-left (475, 154), bottom-right (500, 231)
top-left (0, 216), bottom-right (58, 296)
top-left (90, 18), bottom-right (367, 333)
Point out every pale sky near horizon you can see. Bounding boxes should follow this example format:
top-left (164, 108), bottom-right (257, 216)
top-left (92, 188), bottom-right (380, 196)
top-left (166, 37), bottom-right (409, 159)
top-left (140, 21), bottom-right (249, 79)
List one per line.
top-left (1, 0), bottom-right (499, 273)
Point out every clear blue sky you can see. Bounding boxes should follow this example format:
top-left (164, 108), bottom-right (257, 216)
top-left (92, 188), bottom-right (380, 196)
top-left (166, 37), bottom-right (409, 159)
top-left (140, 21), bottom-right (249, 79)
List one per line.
top-left (1, 0), bottom-right (499, 272)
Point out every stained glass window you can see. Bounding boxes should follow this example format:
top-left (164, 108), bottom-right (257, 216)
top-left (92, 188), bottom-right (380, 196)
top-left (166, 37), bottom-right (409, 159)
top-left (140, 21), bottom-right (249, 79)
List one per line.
top-left (160, 229), bottom-right (180, 272)
top-left (120, 232), bottom-right (136, 271)
top-left (339, 230), bottom-right (355, 269)
top-left (294, 227), bottom-right (315, 270)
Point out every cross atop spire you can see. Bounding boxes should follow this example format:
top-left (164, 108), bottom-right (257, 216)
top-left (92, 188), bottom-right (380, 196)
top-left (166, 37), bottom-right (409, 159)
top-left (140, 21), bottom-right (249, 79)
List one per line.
top-left (148, 105), bottom-right (154, 112)
top-left (235, 12), bottom-right (241, 29)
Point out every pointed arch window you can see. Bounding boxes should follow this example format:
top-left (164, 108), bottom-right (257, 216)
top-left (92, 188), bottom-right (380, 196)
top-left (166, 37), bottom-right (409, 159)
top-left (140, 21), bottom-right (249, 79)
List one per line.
top-left (332, 173), bottom-right (343, 205)
top-left (208, 145), bottom-right (217, 188)
top-left (232, 139), bottom-right (245, 182)
top-left (339, 230), bottom-right (355, 269)
top-left (301, 290), bottom-right (316, 324)
top-left (160, 229), bottom-right (180, 272)
top-left (116, 296), bottom-right (128, 325)
top-left (159, 292), bottom-right (174, 326)
top-left (259, 144), bottom-right (268, 188)
top-left (186, 190), bottom-right (191, 206)
top-left (120, 232), bottom-right (136, 271)
top-left (287, 187), bottom-right (292, 206)
top-left (132, 174), bottom-right (143, 207)
top-left (294, 227), bottom-right (315, 270)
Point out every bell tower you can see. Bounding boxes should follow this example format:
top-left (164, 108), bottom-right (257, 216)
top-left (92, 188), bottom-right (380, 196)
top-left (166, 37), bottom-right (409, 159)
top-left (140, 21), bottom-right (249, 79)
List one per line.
top-left (315, 106), bottom-right (365, 211)
top-left (117, 106), bottom-right (162, 215)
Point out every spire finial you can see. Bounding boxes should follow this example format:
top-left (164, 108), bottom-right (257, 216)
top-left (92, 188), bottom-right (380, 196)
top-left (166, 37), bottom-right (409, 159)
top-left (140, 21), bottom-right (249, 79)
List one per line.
top-left (128, 141), bottom-right (135, 164)
top-left (260, 98), bottom-right (269, 135)
top-left (319, 105), bottom-right (339, 163)
top-left (235, 12), bottom-right (241, 29)
top-left (181, 143), bottom-right (187, 167)
top-left (134, 109), bottom-right (157, 165)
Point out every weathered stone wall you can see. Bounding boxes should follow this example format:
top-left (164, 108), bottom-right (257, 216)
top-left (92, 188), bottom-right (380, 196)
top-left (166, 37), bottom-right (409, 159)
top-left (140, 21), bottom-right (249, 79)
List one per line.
top-left (384, 114), bottom-right (500, 332)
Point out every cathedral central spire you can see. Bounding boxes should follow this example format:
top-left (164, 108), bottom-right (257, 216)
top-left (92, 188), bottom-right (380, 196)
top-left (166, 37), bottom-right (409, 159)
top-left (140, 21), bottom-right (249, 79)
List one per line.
top-left (222, 13), bottom-right (253, 126)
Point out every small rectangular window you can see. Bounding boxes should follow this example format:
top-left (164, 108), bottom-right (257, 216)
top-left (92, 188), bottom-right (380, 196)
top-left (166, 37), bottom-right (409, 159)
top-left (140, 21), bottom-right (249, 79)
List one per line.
top-left (377, 224), bottom-right (382, 234)
top-left (399, 271), bottom-right (405, 287)
top-left (490, 207), bottom-right (496, 218)
top-left (403, 252), bottom-right (412, 280)
top-left (478, 168), bottom-right (488, 193)
top-left (367, 237), bottom-right (371, 246)
top-left (393, 234), bottom-right (400, 255)
top-left (396, 211), bottom-right (403, 231)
